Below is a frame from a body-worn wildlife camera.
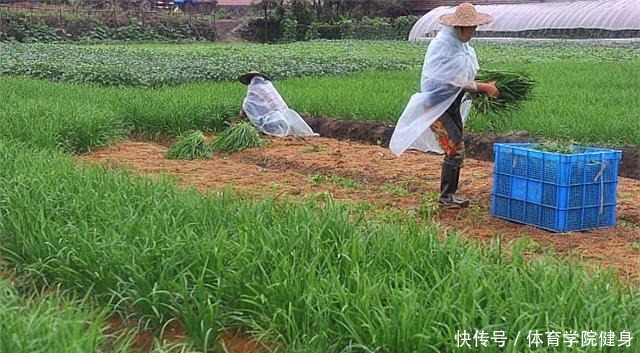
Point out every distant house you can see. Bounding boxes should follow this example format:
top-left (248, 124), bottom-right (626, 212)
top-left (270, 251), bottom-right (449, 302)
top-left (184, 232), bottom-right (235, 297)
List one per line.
top-left (216, 0), bottom-right (314, 7)
top-left (216, 0), bottom-right (257, 6)
top-left (215, 0), bottom-right (308, 14)
top-left (222, 0), bottom-right (549, 16)
top-left (214, 0), bottom-right (258, 15)
top-left (411, 0), bottom-right (549, 14)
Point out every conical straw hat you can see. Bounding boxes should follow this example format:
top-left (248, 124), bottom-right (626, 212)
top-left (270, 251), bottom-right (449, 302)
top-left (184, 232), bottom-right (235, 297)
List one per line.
top-left (238, 71), bottom-right (272, 85)
top-left (439, 2), bottom-right (493, 27)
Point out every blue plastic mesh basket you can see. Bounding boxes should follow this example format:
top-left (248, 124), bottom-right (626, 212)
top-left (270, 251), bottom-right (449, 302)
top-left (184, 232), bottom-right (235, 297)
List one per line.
top-left (491, 143), bottom-right (622, 232)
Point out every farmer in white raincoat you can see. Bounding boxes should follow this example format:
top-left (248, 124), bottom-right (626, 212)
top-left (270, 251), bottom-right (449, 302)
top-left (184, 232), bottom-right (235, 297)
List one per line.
top-left (389, 3), bottom-right (499, 208)
top-left (236, 71), bottom-right (317, 137)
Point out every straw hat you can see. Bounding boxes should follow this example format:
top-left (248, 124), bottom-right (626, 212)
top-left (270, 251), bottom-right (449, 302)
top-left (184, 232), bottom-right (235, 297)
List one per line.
top-left (238, 71), bottom-right (272, 85)
top-left (439, 2), bottom-right (493, 27)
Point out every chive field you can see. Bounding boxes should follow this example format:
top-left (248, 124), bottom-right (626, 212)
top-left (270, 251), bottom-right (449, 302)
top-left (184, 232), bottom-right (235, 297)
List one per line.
top-left (1, 142), bottom-right (640, 352)
top-left (1, 39), bottom-right (639, 352)
top-left (1, 59), bottom-right (638, 149)
top-left (0, 279), bottom-right (131, 353)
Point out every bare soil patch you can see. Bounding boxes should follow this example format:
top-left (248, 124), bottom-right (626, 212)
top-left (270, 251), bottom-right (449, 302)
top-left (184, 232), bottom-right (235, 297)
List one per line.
top-left (304, 116), bottom-right (640, 180)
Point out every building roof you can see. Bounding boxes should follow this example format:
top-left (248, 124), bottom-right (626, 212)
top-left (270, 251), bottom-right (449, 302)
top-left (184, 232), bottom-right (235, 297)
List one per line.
top-left (216, 0), bottom-right (305, 6)
top-left (411, 0), bottom-right (548, 14)
top-left (216, 0), bottom-right (259, 6)
top-left (409, 0), bottom-right (640, 40)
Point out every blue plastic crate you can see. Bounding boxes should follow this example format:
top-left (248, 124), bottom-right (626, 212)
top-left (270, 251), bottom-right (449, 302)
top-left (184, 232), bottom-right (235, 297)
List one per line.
top-left (490, 143), bottom-right (622, 232)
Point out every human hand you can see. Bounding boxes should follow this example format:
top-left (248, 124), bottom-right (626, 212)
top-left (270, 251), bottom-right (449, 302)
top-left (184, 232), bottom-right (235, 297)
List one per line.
top-left (483, 81), bottom-right (499, 99)
top-left (230, 109), bottom-right (247, 126)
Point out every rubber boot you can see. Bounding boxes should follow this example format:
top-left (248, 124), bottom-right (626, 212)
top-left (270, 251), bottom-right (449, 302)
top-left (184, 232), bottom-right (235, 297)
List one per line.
top-left (451, 158), bottom-right (470, 207)
top-left (439, 157), bottom-right (470, 208)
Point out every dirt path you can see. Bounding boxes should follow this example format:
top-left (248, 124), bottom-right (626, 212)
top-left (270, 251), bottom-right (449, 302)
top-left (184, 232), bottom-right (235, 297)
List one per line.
top-left (223, 19), bottom-right (247, 42)
top-left (79, 135), bottom-right (640, 278)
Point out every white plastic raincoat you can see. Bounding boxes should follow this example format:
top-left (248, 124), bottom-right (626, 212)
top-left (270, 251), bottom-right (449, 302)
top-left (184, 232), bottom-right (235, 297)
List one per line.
top-left (242, 76), bottom-right (317, 137)
top-left (389, 26), bottom-right (479, 156)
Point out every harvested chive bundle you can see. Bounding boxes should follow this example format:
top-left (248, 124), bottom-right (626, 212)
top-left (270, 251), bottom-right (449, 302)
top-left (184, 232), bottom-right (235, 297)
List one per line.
top-left (530, 141), bottom-right (574, 154)
top-left (164, 130), bottom-right (212, 160)
top-left (210, 122), bottom-right (263, 153)
top-left (472, 70), bottom-right (535, 115)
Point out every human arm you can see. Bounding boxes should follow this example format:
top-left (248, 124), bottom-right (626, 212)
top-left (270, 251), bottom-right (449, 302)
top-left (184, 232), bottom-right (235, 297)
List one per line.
top-left (229, 108), bottom-right (247, 126)
top-left (423, 81), bottom-right (460, 108)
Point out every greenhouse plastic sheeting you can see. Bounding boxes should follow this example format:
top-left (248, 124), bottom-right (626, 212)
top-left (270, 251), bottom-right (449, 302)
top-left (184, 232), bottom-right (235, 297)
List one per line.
top-left (409, 0), bottom-right (640, 40)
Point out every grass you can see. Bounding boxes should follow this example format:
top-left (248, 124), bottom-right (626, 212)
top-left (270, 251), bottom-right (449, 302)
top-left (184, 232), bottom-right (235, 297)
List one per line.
top-left (0, 276), bottom-right (194, 353)
top-left (0, 278), bottom-right (133, 353)
top-left (0, 76), bottom-right (241, 152)
top-left (280, 63), bottom-right (640, 147)
top-left (416, 192), bottom-right (442, 220)
top-left (620, 220), bottom-right (640, 231)
top-left (381, 182), bottom-right (410, 196)
top-left (301, 145), bottom-right (328, 153)
top-left (3, 142), bottom-right (640, 352)
top-left (308, 173), bottom-right (362, 189)
top-left (2, 59), bottom-right (639, 154)
top-left (1, 40), bottom-right (639, 353)
top-left (471, 61), bottom-right (640, 147)
top-left (509, 237), bottom-right (543, 254)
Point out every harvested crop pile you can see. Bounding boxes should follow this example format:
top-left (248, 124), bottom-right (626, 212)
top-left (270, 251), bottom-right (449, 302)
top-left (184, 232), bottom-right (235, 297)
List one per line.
top-left (210, 122), bottom-right (263, 153)
top-left (165, 130), bottom-right (211, 160)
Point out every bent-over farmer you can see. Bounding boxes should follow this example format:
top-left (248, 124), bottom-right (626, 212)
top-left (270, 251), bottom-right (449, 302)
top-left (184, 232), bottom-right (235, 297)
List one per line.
top-left (236, 71), bottom-right (317, 137)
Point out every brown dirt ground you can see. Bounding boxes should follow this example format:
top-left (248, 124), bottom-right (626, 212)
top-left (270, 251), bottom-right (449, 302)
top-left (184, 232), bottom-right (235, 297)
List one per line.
top-left (304, 116), bottom-right (640, 180)
top-left (79, 136), bottom-right (640, 279)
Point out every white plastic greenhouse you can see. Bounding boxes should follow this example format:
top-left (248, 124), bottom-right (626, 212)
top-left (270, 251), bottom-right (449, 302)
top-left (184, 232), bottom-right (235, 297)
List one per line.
top-left (408, 0), bottom-right (640, 41)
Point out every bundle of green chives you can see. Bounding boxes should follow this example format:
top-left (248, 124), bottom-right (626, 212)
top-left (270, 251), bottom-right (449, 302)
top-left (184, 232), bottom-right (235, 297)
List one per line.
top-left (164, 130), bottom-right (212, 160)
top-left (472, 70), bottom-right (535, 115)
top-left (530, 141), bottom-right (574, 154)
top-left (209, 122), bottom-right (263, 153)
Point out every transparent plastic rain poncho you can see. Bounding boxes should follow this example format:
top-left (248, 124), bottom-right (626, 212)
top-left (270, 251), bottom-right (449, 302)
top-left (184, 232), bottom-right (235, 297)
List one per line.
top-left (242, 76), bottom-right (317, 137)
top-left (389, 26), bottom-right (477, 157)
